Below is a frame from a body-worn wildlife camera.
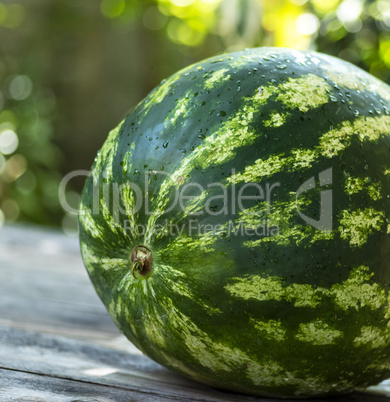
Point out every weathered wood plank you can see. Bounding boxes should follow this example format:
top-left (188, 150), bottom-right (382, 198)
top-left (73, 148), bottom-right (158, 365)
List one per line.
top-left (0, 369), bottom-right (174, 402)
top-left (1, 325), bottom-right (390, 402)
top-left (0, 325), bottom-right (266, 402)
top-left (2, 370), bottom-right (389, 402)
top-left (0, 224), bottom-right (119, 341)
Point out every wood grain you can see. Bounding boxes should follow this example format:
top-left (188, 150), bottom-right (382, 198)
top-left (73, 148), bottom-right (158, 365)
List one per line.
top-left (0, 224), bottom-right (118, 342)
top-left (0, 325), bottom-right (267, 402)
top-left (1, 369), bottom-right (172, 402)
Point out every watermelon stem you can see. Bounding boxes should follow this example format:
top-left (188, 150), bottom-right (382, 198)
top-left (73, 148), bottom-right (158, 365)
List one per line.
top-left (130, 245), bottom-right (153, 280)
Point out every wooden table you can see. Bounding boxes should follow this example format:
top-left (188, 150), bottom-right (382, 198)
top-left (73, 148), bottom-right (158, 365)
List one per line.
top-left (1, 224), bottom-right (390, 401)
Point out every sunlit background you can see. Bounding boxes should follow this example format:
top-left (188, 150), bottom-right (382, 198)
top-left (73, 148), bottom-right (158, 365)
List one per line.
top-left (0, 0), bottom-right (389, 235)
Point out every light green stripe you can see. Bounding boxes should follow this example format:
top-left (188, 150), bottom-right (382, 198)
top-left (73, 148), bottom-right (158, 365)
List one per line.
top-left (144, 73), bottom-right (342, 242)
top-left (100, 197), bottom-right (127, 237)
top-left (295, 319), bottom-right (343, 345)
top-left (168, 93), bottom-right (191, 126)
top-left (250, 318), bottom-right (287, 341)
top-left (264, 112), bottom-right (291, 127)
top-left (330, 265), bottom-right (386, 310)
top-left (237, 194), bottom-right (333, 247)
top-left (79, 201), bottom-right (104, 239)
top-left (80, 242), bottom-right (99, 274)
top-left (204, 68), bottom-right (230, 89)
top-left (151, 297), bottom-right (338, 393)
top-left (338, 208), bottom-right (384, 247)
top-left (276, 74), bottom-right (331, 112)
top-left (144, 84), bottom-right (274, 242)
top-left (226, 265), bottom-right (387, 312)
top-left (161, 231), bottom-right (220, 255)
top-left (136, 65), bottom-right (193, 123)
top-left (92, 120), bottom-right (123, 185)
top-left (345, 176), bottom-right (382, 200)
top-left (120, 184), bottom-right (138, 238)
top-left (229, 115), bottom-right (390, 185)
top-left (354, 326), bottom-right (390, 349)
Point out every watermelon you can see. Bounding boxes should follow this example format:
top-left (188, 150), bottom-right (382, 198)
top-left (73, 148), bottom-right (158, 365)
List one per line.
top-left (78, 47), bottom-right (390, 398)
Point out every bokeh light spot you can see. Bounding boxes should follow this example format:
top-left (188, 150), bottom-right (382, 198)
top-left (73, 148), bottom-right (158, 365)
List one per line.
top-left (337, 0), bottom-right (363, 23)
top-left (100, 0), bottom-right (126, 18)
top-left (0, 111), bottom-right (17, 127)
top-left (3, 4), bottom-right (25, 28)
top-left (1, 199), bottom-right (19, 222)
top-left (9, 75), bottom-right (33, 100)
top-left (4, 154), bottom-right (27, 181)
top-left (296, 13), bottom-right (320, 35)
top-left (15, 169), bottom-right (36, 194)
top-left (62, 213), bottom-right (79, 237)
top-left (344, 18), bottom-right (363, 33)
top-left (167, 18), bottom-right (204, 46)
top-left (0, 129), bottom-right (18, 155)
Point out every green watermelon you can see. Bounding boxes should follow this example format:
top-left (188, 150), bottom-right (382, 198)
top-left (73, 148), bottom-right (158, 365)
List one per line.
top-left (78, 47), bottom-right (390, 398)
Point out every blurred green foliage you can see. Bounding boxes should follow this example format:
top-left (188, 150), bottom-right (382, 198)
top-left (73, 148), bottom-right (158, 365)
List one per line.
top-left (0, 0), bottom-right (389, 233)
